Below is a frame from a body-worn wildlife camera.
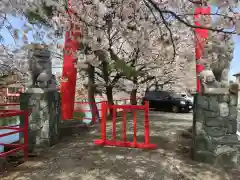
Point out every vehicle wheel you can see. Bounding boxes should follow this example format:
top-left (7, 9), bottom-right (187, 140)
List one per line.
top-left (172, 105), bottom-right (179, 113)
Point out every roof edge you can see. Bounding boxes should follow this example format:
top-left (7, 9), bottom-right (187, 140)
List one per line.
top-left (233, 72), bottom-right (240, 76)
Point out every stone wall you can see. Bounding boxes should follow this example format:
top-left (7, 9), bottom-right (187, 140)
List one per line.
top-left (238, 91), bottom-right (240, 106)
top-left (19, 88), bottom-right (61, 153)
top-left (192, 89), bottom-right (240, 165)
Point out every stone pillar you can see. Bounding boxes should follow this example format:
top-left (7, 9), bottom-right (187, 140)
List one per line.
top-left (238, 90), bottom-right (240, 136)
top-left (192, 88), bottom-right (240, 165)
top-left (19, 88), bottom-right (61, 153)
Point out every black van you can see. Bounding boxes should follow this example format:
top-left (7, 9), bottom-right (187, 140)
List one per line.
top-left (142, 90), bottom-right (193, 113)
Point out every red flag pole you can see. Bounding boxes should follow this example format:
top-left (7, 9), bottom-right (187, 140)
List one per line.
top-left (194, 6), bottom-right (211, 93)
top-left (61, 0), bottom-right (80, 120)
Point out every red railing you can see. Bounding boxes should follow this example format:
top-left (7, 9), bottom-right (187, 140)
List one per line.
top-left (73, 97), bottom-right (143, 123)
top-left (74, 101), bottom-right (102, 124)
top-left (113, 97), bottom-right (142, 105)
top-left (94, 101), bottom-right (157, 149)
top-left (0, 103), bottom-right (20, 107)
top-left (0, 104), bottom-right (28, 160)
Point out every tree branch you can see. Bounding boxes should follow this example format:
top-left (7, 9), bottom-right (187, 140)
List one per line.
top-left (111, 73), bottom-right (123, 85)
top-left (139, 75), bottom-right (155, 84)
top-left (143, 0), bottom-right (176, 61)
top-left (145, 0), bottom-right (236, 34)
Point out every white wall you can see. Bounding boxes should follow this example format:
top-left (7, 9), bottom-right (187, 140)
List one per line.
top-left (237, 76), bottom-right (240, 84)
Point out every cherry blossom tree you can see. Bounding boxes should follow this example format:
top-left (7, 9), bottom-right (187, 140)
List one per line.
top-left (0, 0), bottom-right (239, 104)
top-left (0, 45), bottom-right (29, 88)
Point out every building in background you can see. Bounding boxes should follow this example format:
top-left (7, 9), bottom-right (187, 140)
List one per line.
top-left (232, 72), bottom-right (240, 108)
top-left (0, 71), bottom-right (25, 103)
top-left (0, 47), bottom-right (28, 103)
top-left (233, 72), bottom-right (240, 84)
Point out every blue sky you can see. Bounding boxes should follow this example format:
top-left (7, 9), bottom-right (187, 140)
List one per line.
top-left (230, 35), bottom-right (240, 79)
top-left (0, 16), bottom-right (49, 48)
top-left (0, 16), bottom-right (63, 73)
top-left (210, 6), bottom-right (240, 80)
top-left (0, 12), bottom-right (239, 79)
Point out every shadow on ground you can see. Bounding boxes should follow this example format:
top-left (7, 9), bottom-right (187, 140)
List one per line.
top-left (1, 111), bottom-right (239, 180)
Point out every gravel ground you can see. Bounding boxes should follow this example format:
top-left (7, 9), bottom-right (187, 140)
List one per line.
top-left (0, 111), bottom-right (239, 180)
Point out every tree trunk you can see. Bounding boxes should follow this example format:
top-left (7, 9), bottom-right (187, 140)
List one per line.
top-left (130, 77), bottom-right (138, 105)
top-left (87, 64), bottom-right (99, 124)
top-left (130, 88), bottom-right (137, 105)
top-left (95, 50), bottom-right (116, 116)
top-left (106, 85), bottom-right (114, 105)
top-left (101, 60), bottom-right (115, 116)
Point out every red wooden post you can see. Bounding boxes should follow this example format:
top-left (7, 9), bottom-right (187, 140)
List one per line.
top-left (92, 102), bottom-right (96, 124)
top-left (101, 101), bottom-right (106, 142)
top-left (144, 101), bottom-right (150, 145)
top-left (24, 110), bottom-right (29, 161)
top-left (112, 107), bottom-right (116, 141)
top-left (122, 110), bottom-right (127, 142)
top-left (133, 111), bottom-right (137, 146)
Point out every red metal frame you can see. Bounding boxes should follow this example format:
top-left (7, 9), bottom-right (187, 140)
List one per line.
top-left (94, 101), bottom-right (157, 150)
top-left (0, 109), bottom-right (28, 161)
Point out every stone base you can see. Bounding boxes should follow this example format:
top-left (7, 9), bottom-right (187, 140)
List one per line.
top-left (193, 136), bottom-right (240, 166)
top-left (192, 91), bottom-right (240, 166)
top-left (0, 157), bottom-right (7, 172)
top-left (20, 88), bottom-right (61, 153)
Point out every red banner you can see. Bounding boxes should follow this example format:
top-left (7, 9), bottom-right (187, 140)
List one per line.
top-left (60, 0), bottom-right (81, 120)
top-left (194, 6), bottom-right (211, 92)
top-left (60, 30), bottom-right (78, 120)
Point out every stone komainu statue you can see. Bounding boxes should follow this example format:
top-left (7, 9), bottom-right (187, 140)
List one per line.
top-left (27, 44), bottom-right (53, 88)
top-left (199, 33), bottom-right (233, 91)
top-left (198, 57), bottom-right (231, 92)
